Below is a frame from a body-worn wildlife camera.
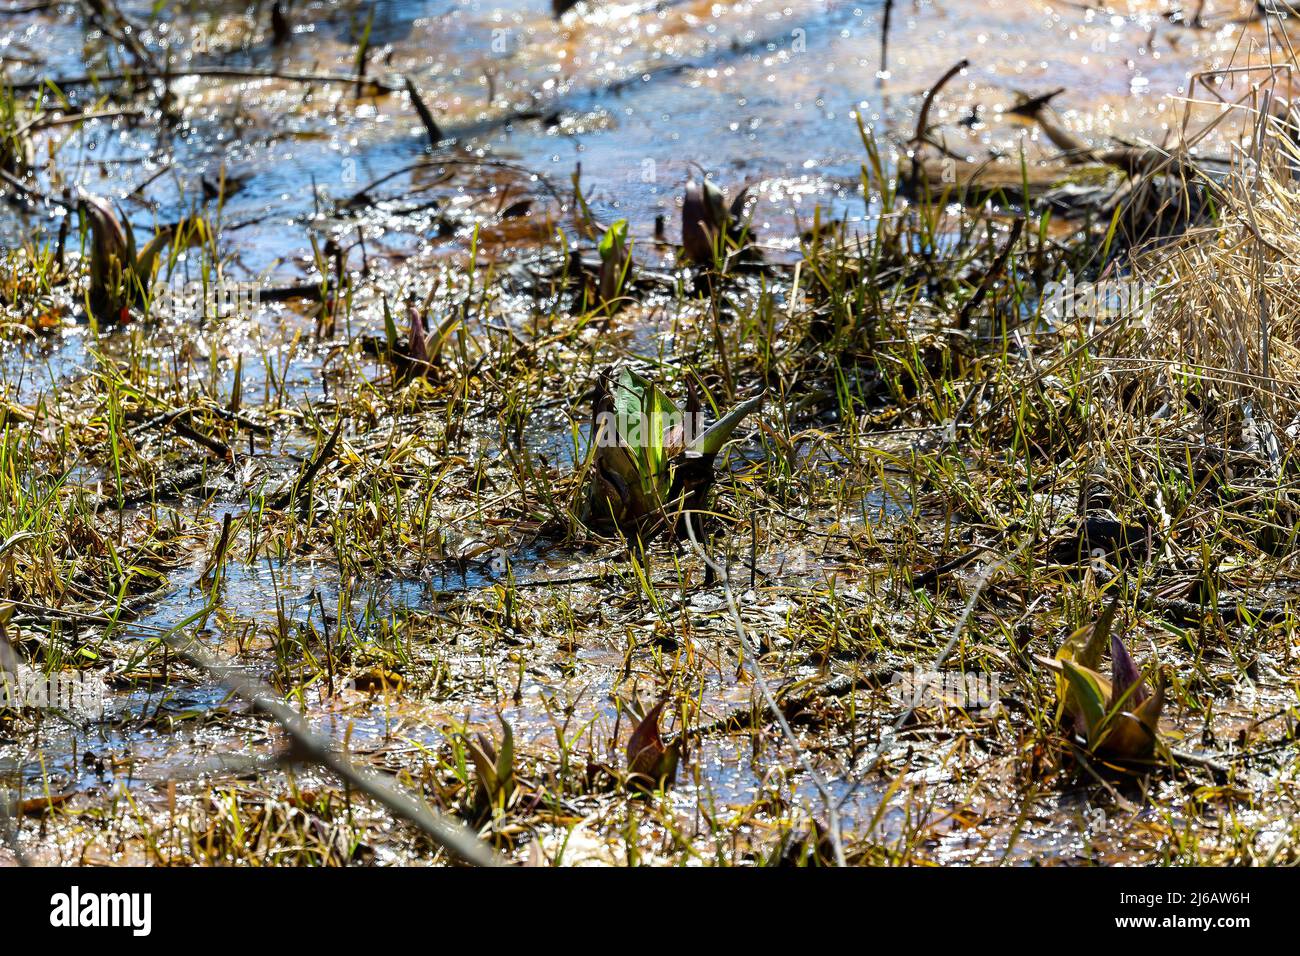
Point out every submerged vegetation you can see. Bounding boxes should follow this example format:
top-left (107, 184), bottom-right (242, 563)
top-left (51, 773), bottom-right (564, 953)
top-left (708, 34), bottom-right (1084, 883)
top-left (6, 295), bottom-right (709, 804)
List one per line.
top-left (1, 0), bottom-right (1300, 868)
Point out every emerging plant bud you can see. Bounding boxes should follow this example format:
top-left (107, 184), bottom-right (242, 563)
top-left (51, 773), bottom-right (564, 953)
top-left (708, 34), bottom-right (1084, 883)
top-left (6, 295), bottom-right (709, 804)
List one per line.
top-left (681, 176), bottom-right (755, 267)
top-left (1036, 597), bottom-right (1166, 762)
top-left (80, 192), bottom-right (134, 325)
top-left (407, 305), bottom-right (430, 367)
top-left (597, 218), bottom-right (633, 310)
top-left (583, 365), bottom-right (764, 538)
top-left (381, 294), bottom-right (461, 384)
top-left (79, 191), bottom-right (210, 325)
top-left (681, 177), bottom-right (729, 265)
top-left (465, 718), bottom-right (515, 818)
top-left (625, 700), bottom-right (680, 790)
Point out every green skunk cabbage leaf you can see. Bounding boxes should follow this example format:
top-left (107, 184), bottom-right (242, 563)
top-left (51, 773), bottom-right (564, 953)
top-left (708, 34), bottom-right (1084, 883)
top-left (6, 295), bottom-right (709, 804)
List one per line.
top-left (613, 367), bottom-right (681, 503)
top-left (595, 410), bottom-right (642, 489)
top-left (598, 218), bottom-right (628, 261)
top-left (1055, 592), bottom-right (1118, 673)
top-left (598, 219), bottom-right (633, 306)
top-left (1060, 659), bottom-right (1107, 739)
top-left (689, 391), bottom-right (765, 456)
top-left (382, 297), bottom-right (399, 351)
top-left (134, 217), bottom-right (209, 285)
top-left (586, 366), bottom-right (769, 533)
top-left (1080, 593), bottom-right (1118, 672)
top-left (427, 312), bottom-right (462, 364)
top-left (1052, 592), bottom-right (1119, 726)
top-left (1038, 630), bottom-right (1166, 761)
top-left (468, 718), bottom-right (515, 812)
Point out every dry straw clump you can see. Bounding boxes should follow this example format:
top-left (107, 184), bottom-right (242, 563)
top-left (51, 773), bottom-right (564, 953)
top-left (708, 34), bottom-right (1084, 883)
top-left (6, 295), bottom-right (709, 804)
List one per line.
top-left (1116, 109), bottom-right (1300, 495)
top-left (1138, 108), bottom-right (1300, 434)
top-left (1031, 87), bottom-right (1300, 568)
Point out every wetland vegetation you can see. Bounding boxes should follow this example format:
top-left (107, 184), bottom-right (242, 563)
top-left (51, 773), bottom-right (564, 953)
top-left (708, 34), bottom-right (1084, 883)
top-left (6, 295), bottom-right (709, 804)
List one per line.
top-left (0, 0), bottom-right (1298, 868)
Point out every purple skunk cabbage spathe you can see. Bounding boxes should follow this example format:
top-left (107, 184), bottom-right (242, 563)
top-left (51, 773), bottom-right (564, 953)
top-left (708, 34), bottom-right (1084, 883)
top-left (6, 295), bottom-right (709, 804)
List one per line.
top-left (465, 718), bottom-right (514, 818)
top-left (392, 304), bottom-right (460, 382)
top-left (1036, 597), bottom-right (1167, 762)
top-left (407, 306), bottom-right (430, 368)
top-left (681, 177), bottom-right (752, 266)
top-left (625, 700), bottom-right (680, 791)
top-left (79, 191), bottom-right (209, 325)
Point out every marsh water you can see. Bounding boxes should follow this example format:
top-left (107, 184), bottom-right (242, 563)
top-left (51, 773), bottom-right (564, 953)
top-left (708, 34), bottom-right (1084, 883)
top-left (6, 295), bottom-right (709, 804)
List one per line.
top-left (0, 0), bottom-right (1285, 864)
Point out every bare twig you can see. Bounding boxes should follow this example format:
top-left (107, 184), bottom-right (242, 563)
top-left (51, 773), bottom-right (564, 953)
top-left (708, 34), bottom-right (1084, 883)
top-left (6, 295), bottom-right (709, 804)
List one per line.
top-left (879, 0), bottom-right (894, 81)
top-left (404, 75), bottom-right (444, 148)
top-left (2, 598), bottom-right (502, 866)
top-left (11, 66), bottom-right (399, 93)
top-left (912, 59), bottom-right (970, 146)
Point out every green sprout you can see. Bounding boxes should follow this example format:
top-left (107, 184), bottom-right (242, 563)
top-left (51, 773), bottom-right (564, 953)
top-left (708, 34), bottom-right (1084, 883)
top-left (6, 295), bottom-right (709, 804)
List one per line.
top-left (584, 365), bottom-right (764, 537)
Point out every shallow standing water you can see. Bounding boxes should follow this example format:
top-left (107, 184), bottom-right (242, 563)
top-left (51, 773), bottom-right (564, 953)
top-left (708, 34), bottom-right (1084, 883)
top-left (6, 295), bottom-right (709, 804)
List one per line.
top-left (0, 0), bottom-right (1267, 414)
top-left (0, 0), bottom-right (1290, 865)
top-left (0, 0), bottom-right (1270, 265)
